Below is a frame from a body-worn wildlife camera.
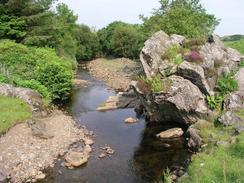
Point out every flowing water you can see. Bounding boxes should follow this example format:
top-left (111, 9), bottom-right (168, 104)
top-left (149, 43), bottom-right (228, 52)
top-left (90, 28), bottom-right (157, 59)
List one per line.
top-left (42, 68), bottom-right (190, 183)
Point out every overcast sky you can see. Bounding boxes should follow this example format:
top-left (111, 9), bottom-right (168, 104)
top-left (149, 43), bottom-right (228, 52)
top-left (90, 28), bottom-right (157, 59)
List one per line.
top-left (56, 0), bottom-right (244, 36)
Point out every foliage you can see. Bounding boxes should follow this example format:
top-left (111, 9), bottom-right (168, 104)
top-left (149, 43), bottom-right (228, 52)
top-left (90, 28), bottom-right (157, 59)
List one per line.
top-left (34, 63), bottom-right (72, 101)
top-left (74, 24), bottom-right (100, 61)
top-left (137, 75), bottom-right (173, 93)
top-left (240, 61), bottom-right (244, 68)
top-left (162, 45), bottom-right (184, 65)
top-left (0, 95), bottom-right (32, 134)
top-left (138, 75), bottom-right (164, 93)
top-left (182, 122), bottom-right (244, 183)
top-left (141, 0), bottom-right (219, 38)
top-left (224, 38), bottom-right (244, 54)
top-left (216, 73), bottom-right (239, 96)
top-left (98, 21), bottom-right (147, 59)
top-left (0, 40), bottom-right (73, 102)
top-left (206, 95), bottom-right (223, 111)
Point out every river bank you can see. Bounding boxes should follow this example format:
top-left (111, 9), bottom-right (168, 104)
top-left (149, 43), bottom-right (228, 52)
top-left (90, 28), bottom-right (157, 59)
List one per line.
top-left (86, 58), bottom-right (142, 91)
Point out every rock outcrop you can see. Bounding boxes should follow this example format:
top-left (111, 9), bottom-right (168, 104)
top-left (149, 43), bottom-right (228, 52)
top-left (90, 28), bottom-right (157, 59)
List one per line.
top-left (132, 31), bottom-right (243, 126)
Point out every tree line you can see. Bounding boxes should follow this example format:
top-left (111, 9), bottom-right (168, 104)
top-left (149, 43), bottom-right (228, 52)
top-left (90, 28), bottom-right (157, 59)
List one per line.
top-left (0, 0), bottom-right (219, 103)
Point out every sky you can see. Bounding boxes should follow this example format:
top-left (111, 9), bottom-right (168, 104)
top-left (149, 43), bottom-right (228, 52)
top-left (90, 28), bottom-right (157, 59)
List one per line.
top-left (56, 0), bottom-right (244, 36)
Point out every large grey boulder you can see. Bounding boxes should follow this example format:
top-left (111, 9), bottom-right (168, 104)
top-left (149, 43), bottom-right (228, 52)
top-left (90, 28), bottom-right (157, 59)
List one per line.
top-left (177, 61), bottom-right (211, 95)
top-left (200, 35), bottom-right (242, 77)
top-left (131, 75), bottom-right (208, 125)
top-left (140, 31), bottom-right (185, 78)
top-left (0, 84), bottom-right (46, 116)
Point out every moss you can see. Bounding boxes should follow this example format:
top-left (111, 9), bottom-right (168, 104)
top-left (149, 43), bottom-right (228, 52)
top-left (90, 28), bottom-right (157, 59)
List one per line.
top-left (0, 96), bottom-right (32, 134)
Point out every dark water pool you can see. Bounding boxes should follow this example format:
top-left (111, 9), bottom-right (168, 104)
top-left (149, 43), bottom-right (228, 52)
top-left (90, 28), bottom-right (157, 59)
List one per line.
top-left (42, 69), bottom-right (190, 183)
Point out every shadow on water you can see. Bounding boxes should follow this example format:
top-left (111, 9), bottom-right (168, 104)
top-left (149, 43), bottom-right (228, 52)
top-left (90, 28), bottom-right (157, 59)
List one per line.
top-left (41, 68), bottom-right (191, 183)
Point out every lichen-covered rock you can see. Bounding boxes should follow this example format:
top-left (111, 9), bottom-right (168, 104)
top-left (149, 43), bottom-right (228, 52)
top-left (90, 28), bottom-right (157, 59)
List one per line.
top-left (177, 61), bottom-right (211, 95)
top-left (218, 111), bottom-right (243, 126)
top-left (140, 31), bottom-right (184, 78)
top-left (186, 127), bottom-right (202, 151)
top-left (223, 92), bottom-right (243, 111)
top-left (200, 35), bottom-right (242, 77)
top-left (131, 75), bottom-right (208, 125)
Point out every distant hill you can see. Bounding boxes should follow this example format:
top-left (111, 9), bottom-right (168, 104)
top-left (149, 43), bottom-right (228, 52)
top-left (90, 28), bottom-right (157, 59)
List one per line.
top-left (222, 34), bottom-right (244, 42)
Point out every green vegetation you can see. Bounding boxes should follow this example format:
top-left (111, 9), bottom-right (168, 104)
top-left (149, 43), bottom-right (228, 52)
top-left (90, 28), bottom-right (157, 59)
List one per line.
top-left (224, 38), bottom-right (244, 54)
top-left (216, 73), bottom-right (239, 96)
top-left (182, 121), bottom-right (244, 183)
top-left (0, 40), bottom-right (73, 102)
top-left (161, 45), bottom-right (184, 65)
top-left (98, 21), bottom-right (146, 59)
top-left (141, 0), bottom-right (219, 38)
top-left (0, 96), bottom-right (32, 134)
top-left (206, 73), bottom-right (238, 110)
top-left (137, 75), bottom-right (173, 93)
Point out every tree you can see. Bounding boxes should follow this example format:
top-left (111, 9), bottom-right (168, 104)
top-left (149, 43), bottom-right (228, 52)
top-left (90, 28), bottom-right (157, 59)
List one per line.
top-left (74, 24), bottom-right (100, 61)
top-left (141, 0), bottom-right (219, 38)
top-left (98, 21), bottom-right (146, 59)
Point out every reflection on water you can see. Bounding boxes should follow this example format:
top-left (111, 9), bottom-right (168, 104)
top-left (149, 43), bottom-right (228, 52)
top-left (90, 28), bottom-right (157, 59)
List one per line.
top-left (41, 69), bottom-right (190, 183)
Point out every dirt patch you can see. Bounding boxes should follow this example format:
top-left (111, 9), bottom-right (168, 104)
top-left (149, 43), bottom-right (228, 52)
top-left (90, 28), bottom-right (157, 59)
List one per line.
top-left (0, 110), bottom-right (92, 183)
top-left (86, 58), bottom-right (142, 91)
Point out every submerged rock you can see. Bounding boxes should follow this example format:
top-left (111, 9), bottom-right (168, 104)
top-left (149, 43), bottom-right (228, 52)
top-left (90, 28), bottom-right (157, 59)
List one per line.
top-left (65, 151), bottom-right (88, 167)
top-left (156, 128), bottom-right (184, 139)
top-left (97, 90), bottom-right (138, 111)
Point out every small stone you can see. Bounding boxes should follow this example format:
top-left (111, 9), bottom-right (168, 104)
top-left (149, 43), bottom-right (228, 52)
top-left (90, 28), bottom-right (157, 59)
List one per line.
top-left (84, 139), bottom-right (94, 146)
top-left (157, 128), bottom-right (184, 139)
top-left (35, 172), bottom-right (46, 180)
top-left (98, 153), bottom-right (107, 158)
top-left (124, 117), bottom-right (138, 124)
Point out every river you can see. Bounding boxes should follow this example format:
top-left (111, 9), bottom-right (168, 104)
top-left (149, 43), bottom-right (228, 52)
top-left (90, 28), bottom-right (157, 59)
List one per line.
top-left (42, 68), bottom-right (190, 183)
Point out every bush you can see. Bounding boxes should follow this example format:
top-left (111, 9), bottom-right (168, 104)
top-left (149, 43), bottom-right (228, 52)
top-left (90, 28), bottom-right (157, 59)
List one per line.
top-left (216, 74), bottom-right (239, 96)
top-left (0, 40), bottom-right (73, 102)
top-left (162, 45), bottom-right (184, 65)
top-left (35, 63), bottom-right (72, 101)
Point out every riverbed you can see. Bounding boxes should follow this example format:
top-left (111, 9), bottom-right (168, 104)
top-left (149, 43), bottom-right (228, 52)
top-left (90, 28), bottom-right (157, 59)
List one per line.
top-left (41, 68), bottom-right (190, 183)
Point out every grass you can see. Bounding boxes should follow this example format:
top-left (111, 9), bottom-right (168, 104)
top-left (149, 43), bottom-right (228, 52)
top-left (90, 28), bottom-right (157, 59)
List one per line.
top-left (181, 121), bottom-right (244, 183)
top-left (224, 38), bottom-right (244, 54)
top-left (161, 45), bottom-right (184, 65)
top-left (0, 95), bottom-right (32, 134)
top-left (137, 75), bottom-right (173, 93)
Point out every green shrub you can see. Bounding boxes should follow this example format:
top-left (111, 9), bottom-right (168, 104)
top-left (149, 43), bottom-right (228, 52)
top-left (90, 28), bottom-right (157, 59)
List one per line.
top-left (240, 61), bottom-right (244, 68)
top-left (137, 75), bottom-right (173, 93)
top-left (216, 74), bottom-right (239, 96)
top-left (162, 45), bottom-right (184, 65)
top-left (206, 95), bottom-right (223, 111)
top-left (35, 63), bottom-right (72, 101)
top-left (0, 40), bottom-right (73, 102)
